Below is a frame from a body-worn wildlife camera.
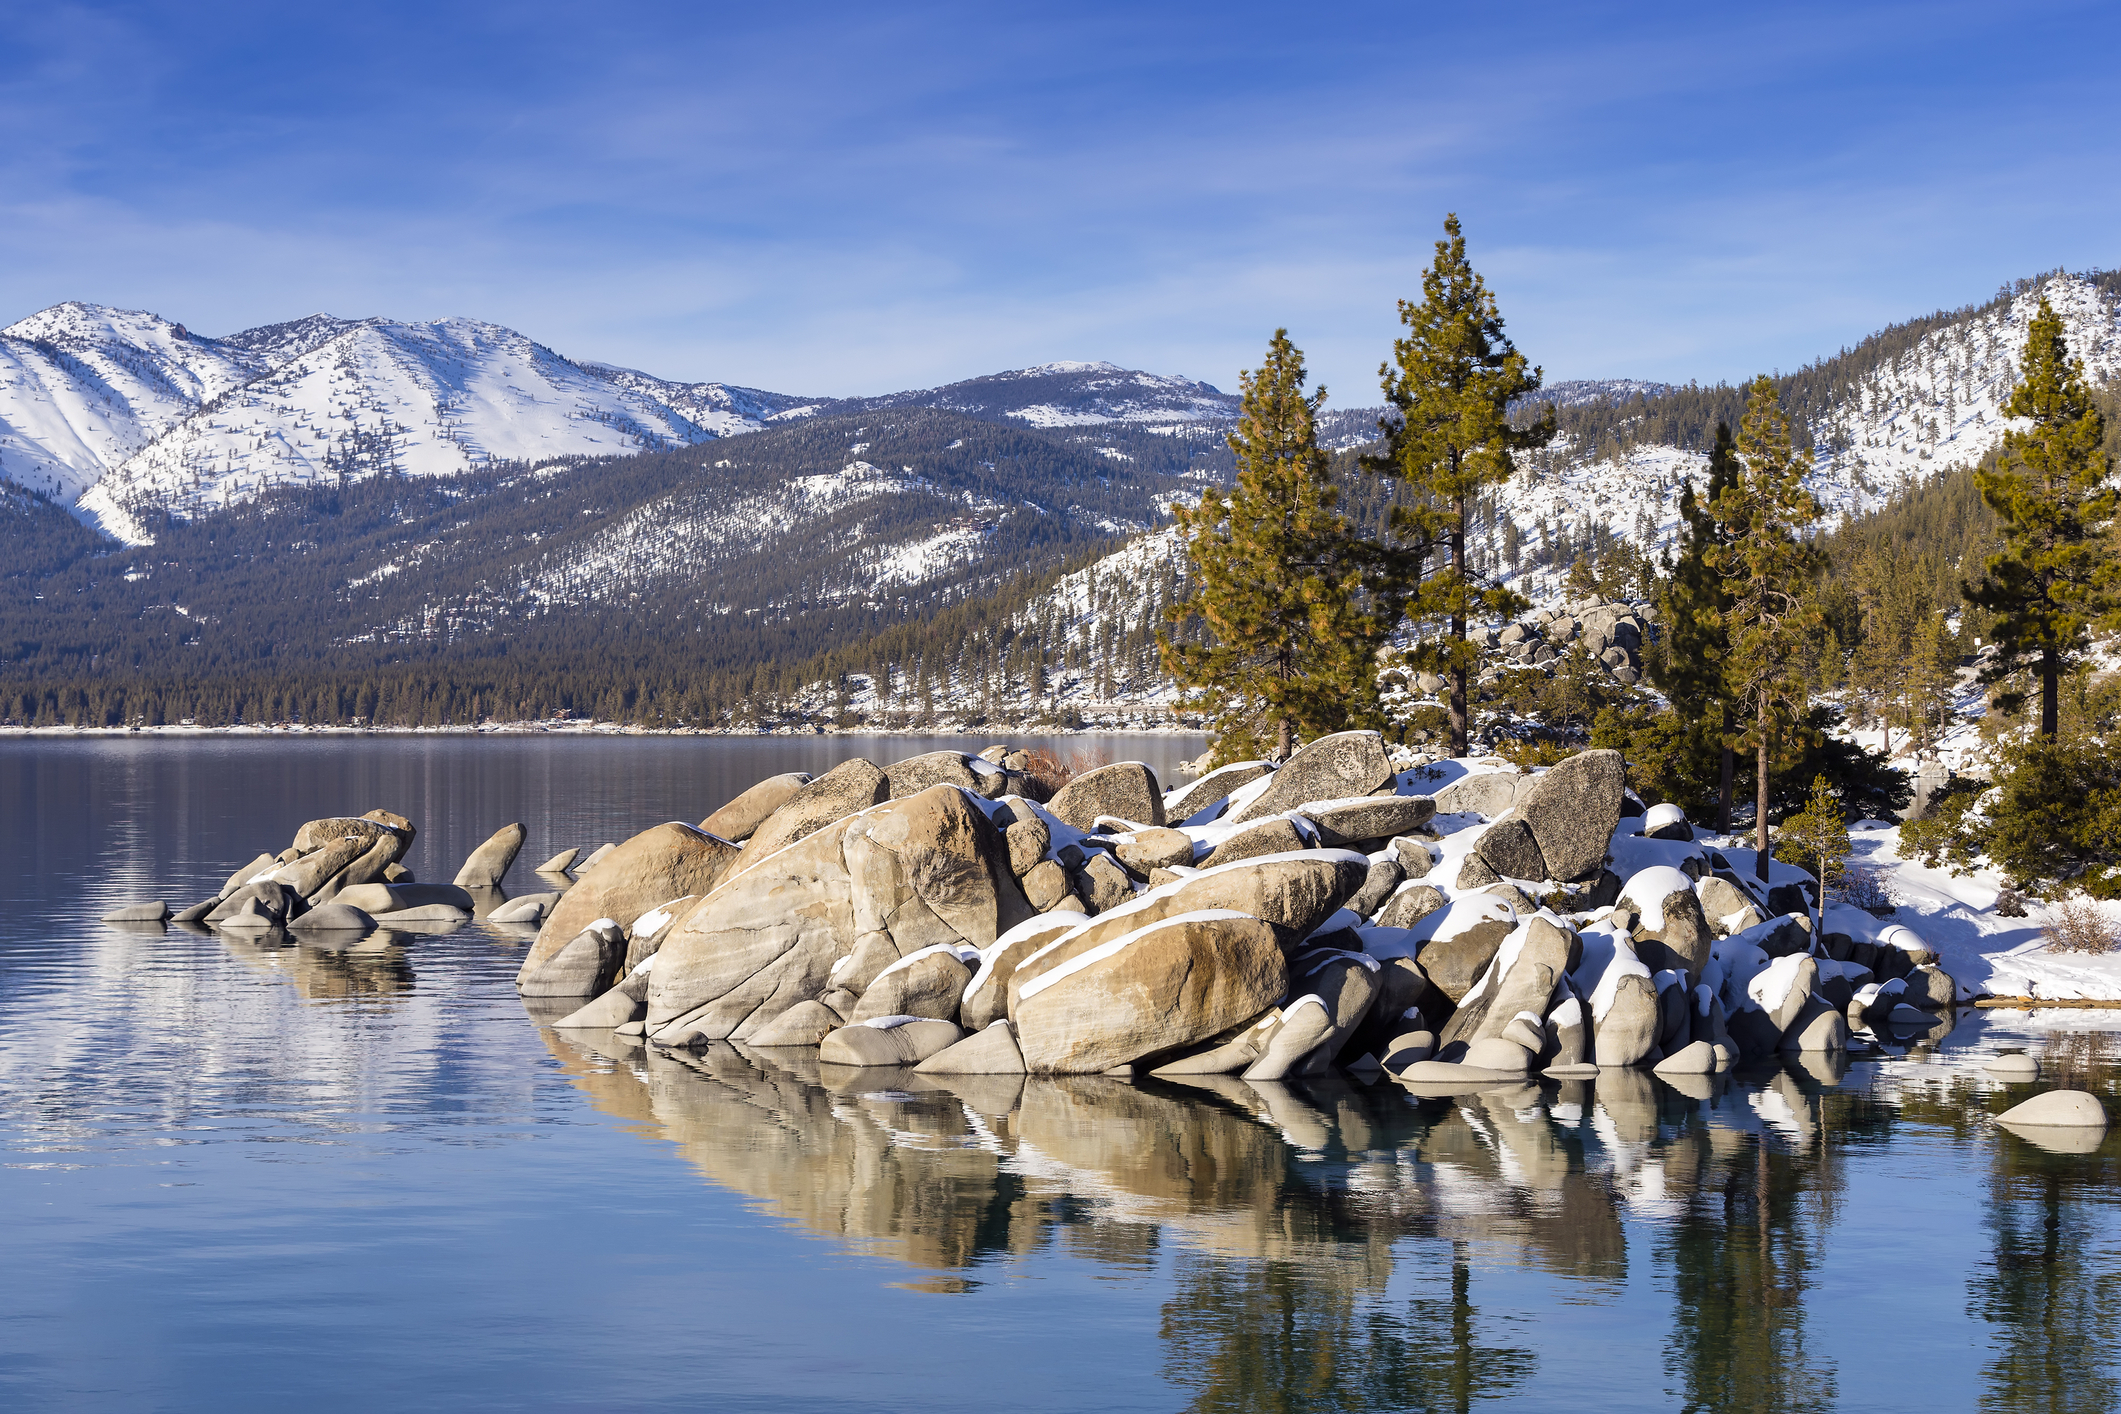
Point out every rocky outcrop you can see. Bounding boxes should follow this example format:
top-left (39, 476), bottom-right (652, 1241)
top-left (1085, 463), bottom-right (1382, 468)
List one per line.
top-left (1047, 763), bottom-right (1166, 831)
top-left (1014, 912), bottom-right (1287, 1073)
top-left (1228, 731), bottom-right (1394, 824)
top-left (519, 823), bottom-right (737, 994)
top-left (453, 823), bottom-right (527, 888)
top-left (737, 759), bottom-right (891, 872)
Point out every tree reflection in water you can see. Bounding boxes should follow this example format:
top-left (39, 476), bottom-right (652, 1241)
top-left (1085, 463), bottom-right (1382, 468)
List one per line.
top-left (537, 1024), bottom-right (2121, 1412)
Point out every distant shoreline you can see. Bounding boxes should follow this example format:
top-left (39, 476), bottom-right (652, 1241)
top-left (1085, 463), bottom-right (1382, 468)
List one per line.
top-left (0, 722), bottom-right (1209, 739)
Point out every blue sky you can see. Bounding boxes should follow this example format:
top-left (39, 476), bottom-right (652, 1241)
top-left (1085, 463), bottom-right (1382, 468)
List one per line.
top-left (2, 1), bottom-right (2117, 401)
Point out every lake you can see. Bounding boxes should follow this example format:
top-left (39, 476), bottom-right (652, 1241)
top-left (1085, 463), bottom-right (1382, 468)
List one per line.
top-left (2, 735), bottom-right (2117, 1413)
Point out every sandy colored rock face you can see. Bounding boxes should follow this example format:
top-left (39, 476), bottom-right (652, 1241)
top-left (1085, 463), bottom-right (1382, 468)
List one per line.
top-left (521, 823), bottom-right (738, 986)
top-left (1432, 773), bottom-right (1519, 818)
top-left (883, 752), bottom-right (983, 799)
top-left (453, 823), bottom-right (527, 888)
top-left (1594, 972), bottom-right (1659, 1067)
top-left (1200, 819), bottom-right (1307, 870)
top-left (699, 774), bottom-right (810, 844)
top-left (820, 1019), bottom-right (965, 1067)
top-left (1014, 913), bottom-right (1287, 1073)
top-left (1047, 762), bottom-right (1166, 831)
top-left (737, 758), bottom-right (890, 872)
top-left (293, 816), bottom-right (411, 858)
top-left (1439, 917), bottom-right (1575, 1054)
top-left (1346, 858), bottom-right (1404, 920)
top-left (1115, 828), bottom-right (1193, 877)
top-left (1228, 731), bottom-right (1394, 824)
top-left (850, 948), bottom-right (974, 1023)
top-left (914, 1021), bottom-right (1027, 1074)
top-left (1075, 853), bottom-right (1134, 913)
top-left (1305, 797), bottom-right (1436, 847)
top-left (648, 787), bottom-right (1026, 1044)
top-left (1418, 921), bottom-right (1513, 1005)
top-left (1997, 1090), bottom-right (2109, 1128)
top-left (961, 918), bottom-right (1082, 1031)
top-left (274, 834), bottom-right (374, 899)
top-left (1165, 762), bottom-right (1272, 822)
top-left (1376, 884), bottom-right (1445, 929)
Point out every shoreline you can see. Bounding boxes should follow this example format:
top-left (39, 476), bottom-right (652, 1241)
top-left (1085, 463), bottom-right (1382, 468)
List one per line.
top-left (0, 722), bottom-right (1211, 739)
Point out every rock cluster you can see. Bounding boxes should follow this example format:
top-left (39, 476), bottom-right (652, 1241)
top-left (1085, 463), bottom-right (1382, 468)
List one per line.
top-left (533, 732), bottom-right (1960, 1084)
top-left (110, 811), bottom-right (540, 936)
top-left (1389, 596), bottom-right (1654, 702)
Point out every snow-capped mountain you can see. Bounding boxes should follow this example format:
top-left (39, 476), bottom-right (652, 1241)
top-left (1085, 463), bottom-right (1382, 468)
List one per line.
top-left (0, 301), bottom-right (1238, 544)
top-left (1487, 273), bottom-right (2121, 605)
top-left (0, 303), bottom-right (825, 542)
top-left (812, 360), bottom-right (1241, 429)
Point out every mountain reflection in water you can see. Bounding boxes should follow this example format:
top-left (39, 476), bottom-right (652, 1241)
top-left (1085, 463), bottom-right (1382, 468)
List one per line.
top-left (537, 1024), bottom-right (2121, 1413)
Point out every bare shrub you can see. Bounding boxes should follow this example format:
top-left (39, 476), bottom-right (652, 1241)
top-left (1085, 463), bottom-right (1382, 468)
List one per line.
top-left (1837, 867), bottom-right (1897, 914)
top-left (2042, 895), bottom-right (2119, 954)
top-left (1018, 748), bottom-right (1074, 794)
top-left (1065, 745), bottom-right (1115, 776)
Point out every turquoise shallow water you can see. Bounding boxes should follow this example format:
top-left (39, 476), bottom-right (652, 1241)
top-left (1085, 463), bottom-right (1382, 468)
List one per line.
top-left (3, 736), bottom-right (2119, 1413)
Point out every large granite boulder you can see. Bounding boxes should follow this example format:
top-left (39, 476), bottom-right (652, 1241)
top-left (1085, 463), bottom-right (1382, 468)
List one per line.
top-left (736, 758), bottom-right (890, 874)
top-left (1515, 750), bottom-right (1624, 882)
top-left (1411, 897), bottom-right (1519, 1004)
top-left (325, 881), bottom-right (473, 915)
top-left (820, 1017), bottom-right (965, 1067)
top-left (520, 921), bottom-right (626, 998)
top-left (1243, 950), bottom-right (1380, 1078)
top-left (1114, 828), bottom-right (1194, 877)
top-left (960, 915), bottom-right (1087, 1031)
top-left (293, 815), bottom-right (412, 859)
top-left (1437, 916), bottom-right (1577, 1055)
top-left (849, 943), bottom-right (977, 1023)
top-left (1165, 761), bottom-right (1273, 822)
top-left (1304, 796), bottom-right (1436, 848)
top-left (452, 823), bottom-right (527, 888)
top-left (1228, 731), bottom-right (1393, 823)
top-left (1375, 883), bottom-right (1446, 929)
top-left (1199, 818), bottom-right (1308, 869)
top-left (1472, 816), bottom-right (1547, 882)
top-left (1346, 858), bottom-right (1405, 920)
top-left (273, 834), bottom-right (375, 899)
top-left (1015, 912), bottom-right (1286, 1073)
top-left (915, 1020), bottom-right (1028, 1074)
top-left (518, 823), bottom-right (737, 993)
top-left (1432, 772), bottom-right (1520, 818)
top-left (1047, 763), bottom-right (1166, 831)
top-left (883, 751), bottom-right (984, 799)
top-left (700, 773), bottom-right (809, 843)
top-left (647, 787), bottom-right (1026, 1045)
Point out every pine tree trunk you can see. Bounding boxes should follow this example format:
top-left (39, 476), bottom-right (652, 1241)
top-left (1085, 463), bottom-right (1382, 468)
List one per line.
top-left (2041, 644), bottom-right (2059, 737)
top-left (1449, 498), bottom-right (1468, 756)
top-left (1717, 705), bottom-right (1734, 833)
top-left (1755, 707), bottom-right (1771, 884)
top-left (1276, 715), bottom-right (1293, 763)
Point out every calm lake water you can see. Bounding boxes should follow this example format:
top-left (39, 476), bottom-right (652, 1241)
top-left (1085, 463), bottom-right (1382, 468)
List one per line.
top-left (3, 735), bottom-right (2119, 1413)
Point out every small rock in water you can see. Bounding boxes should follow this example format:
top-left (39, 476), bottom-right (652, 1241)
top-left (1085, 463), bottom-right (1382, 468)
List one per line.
top-left (453, 823), bottom-right (527, 888)
top-left (289, 902), bottom-right (375, 931)
top-left (1985, 1053), bottom-right (2040, 1079)
top-left (101, 901), bottom-right (170, 923)
top-left (1997, 1090), bottom-right (2108, 1129)
top-left (537, 848), bottom-right (580, 874)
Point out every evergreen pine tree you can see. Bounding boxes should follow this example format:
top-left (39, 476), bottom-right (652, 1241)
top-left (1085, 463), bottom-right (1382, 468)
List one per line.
top-left (1780, 774), bottom-right (1851, 909)
top-left (1707, 376), bottom-right (1825, 880)
top-left (1160, 330), bottom-right (1387, 763)
top-left (1964, 296), bottom-right (2116, 736)
top-left (1364, 214), bottom-right (1553, 756)
top-left (1651, 421), bottom-right (1742, 829)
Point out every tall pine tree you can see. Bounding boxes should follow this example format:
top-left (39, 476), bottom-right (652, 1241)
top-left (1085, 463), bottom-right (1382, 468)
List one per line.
top-left (1160, 330), bottom-right (1387, 763)
top-left (1364, 214), bottom-right (1553, 756)
top-left (1964, 296), bottom-right (2116, 737)
top-left (1708, 376), bottom-right (1824, 881)
top-left (1652, 421), bottom-right (1741, 829)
